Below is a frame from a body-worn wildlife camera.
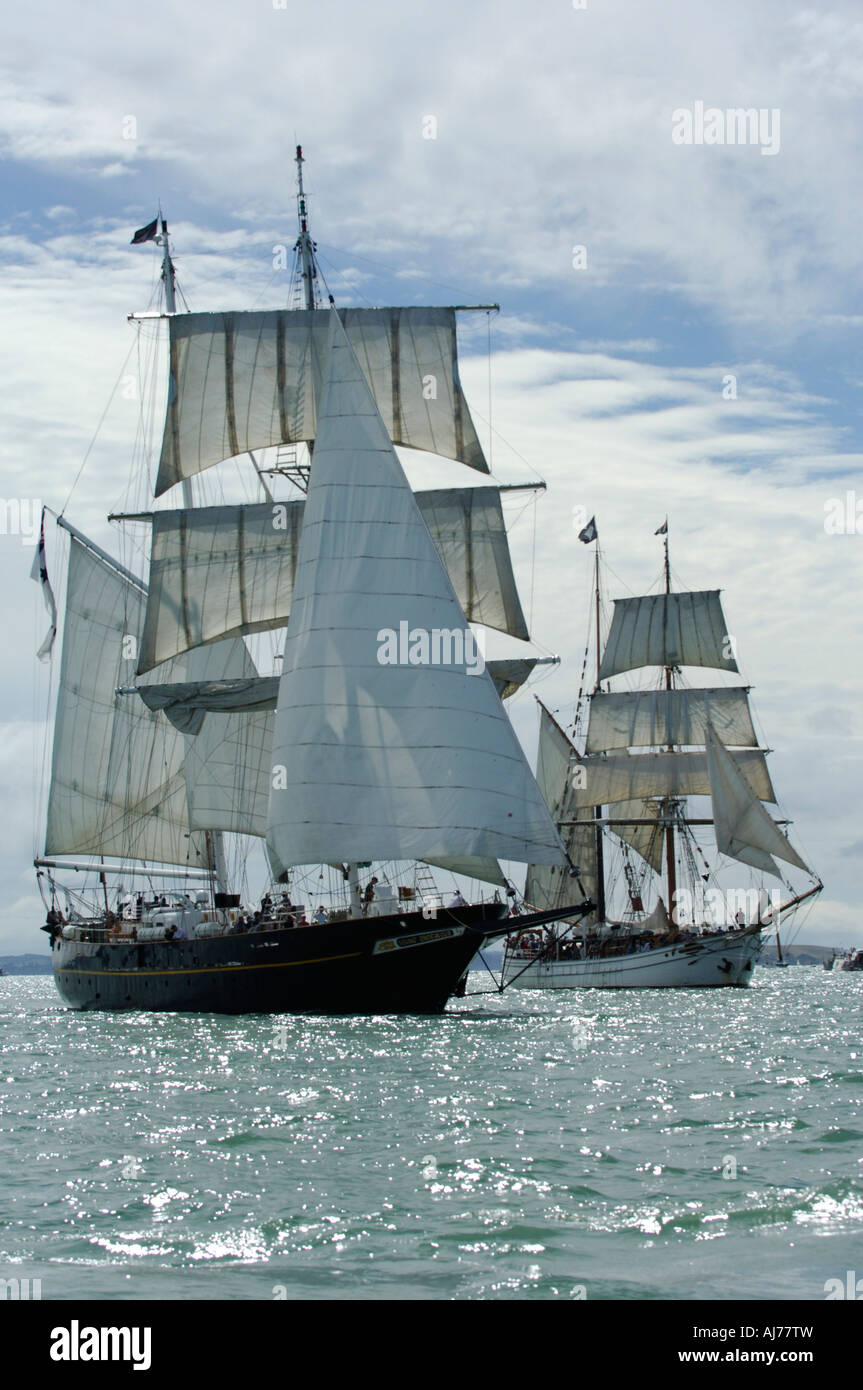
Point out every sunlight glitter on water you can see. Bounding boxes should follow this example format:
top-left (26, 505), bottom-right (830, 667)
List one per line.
top-left (1, 971), bottom-right (861, 1299)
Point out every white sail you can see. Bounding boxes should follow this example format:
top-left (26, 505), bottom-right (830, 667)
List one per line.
top-left (607, 799), bottom-right (664, 874)
top-left (525, 704), bottom-right (597, 914)
top-left (139, 487), bottom-right (528, 671)
top-left (705, 723), bottom-right (808, 878)
top-left (141, 501), bottom-right (303, 672)
top-left (423, 856), bottom-right (506, 887)
top-left (266, 311), bottom-right (567, 872)
top-left (44, 536), bottom-right (208, 868)
top-left (414, 487), bottom-right (528, 641)
top-left (586, 687), bottom-right (757, 752)
top-left (157, 307), bottom-right (488, 495)
top-left (599, 591), bottom-right (739, 681)
top-left (181, 640), bottom-right (274, 839)
top-left (571, 748), bottom-right (775, 808)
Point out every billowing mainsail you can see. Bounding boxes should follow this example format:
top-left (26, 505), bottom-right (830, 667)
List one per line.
top-left (265, 311), bottom-right (567, 872)
top-left (705, 723), bottom-right (808, 878)
top-left (44, 536), bottom-right (208, 868)
top-left (524, 703), bottom-right (598, 916)
top-left (156, 307), bottom-right (488, 495)
top-left (599, 591), bottom-right (739, 681)
top-left (138, 486), bottom-right (528, 672)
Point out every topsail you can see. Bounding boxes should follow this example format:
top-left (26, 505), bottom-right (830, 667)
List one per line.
top-left (156, 307), bottom-right (488, 495)
top-left (138, 485), bottom-right (529, 672)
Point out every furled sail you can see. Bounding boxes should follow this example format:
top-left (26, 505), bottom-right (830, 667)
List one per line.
top-left (705, 723), bottom-right (808, 878)
top-left (524, 703), bottom-right (597, 916)
top-left (136, 656), bottom-right (541, 728)
top-left (156, 307), bottom-right (488, 496)
top-left (265, 311), bottom-right (567, 871)
top-left (598, 591), bottom-right (739, 681)
top-left (570, 748), bottom-right (775, 809)
top-left (586, 687), bottom-right (757, 753)
top-left (138, 486), bottom-right (528, 671)
top-left (44, 536), bottom-right (208, 868)
top-left (139, 676), bottom-right (281, 727)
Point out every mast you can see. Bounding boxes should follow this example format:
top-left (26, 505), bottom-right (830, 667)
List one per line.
top-left (159, 214), bottom-right (230, 906)
top-left (661, 519), bottom-right (677, 917)
top-left (592, 543), bottom-right (606, 922)
top-left (294, 145), bottom-right (318, 312)
top-left (158, 214), bottom-right (177, 315)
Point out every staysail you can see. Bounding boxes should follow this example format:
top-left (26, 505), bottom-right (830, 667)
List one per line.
top-left (705, 723), bottom-right (808, 878)
top-left (265, 311), bottom-right (567, 871)
top-left (156, 307), bottom-right (488, 495)
top-left (524, 703), bottom-right (598, 915)
top-left (607, 799), bottom-right (664, 874)
top-left (44, 535), bottom-right (209, 868)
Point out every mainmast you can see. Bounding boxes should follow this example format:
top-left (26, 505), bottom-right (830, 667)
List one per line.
top-left (660, 519), bottom-right (677, 916)
top-left (592, 542), bottom-right (606, 923)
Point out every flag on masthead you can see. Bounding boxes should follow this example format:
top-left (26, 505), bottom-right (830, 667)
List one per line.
top-left (130, 217), bottom-right (160, 245)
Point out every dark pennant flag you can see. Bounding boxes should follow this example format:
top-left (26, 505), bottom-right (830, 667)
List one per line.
top-left (655, 520), bottom-right (668, 535)
top-left (578, 516), bottom-right (598, 544)
top-left (130, 216), bottom-right (160, 245)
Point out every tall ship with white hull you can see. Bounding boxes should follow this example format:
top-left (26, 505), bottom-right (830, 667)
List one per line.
top-left (503, 526), bottom-right (821, 990)
top-left (34, 150), bottom-right (591, 1014)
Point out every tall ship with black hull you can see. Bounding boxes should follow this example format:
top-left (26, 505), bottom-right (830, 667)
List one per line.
top-left (34, 149), bottom-right (590, 1014)
top-left (503, 525), bottom-right (821, 990)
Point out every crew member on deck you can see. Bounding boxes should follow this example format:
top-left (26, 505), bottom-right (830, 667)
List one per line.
top-left (313, 905), bottom-right (329, 924)
top-left (448, 890), bottom-right (467, 909)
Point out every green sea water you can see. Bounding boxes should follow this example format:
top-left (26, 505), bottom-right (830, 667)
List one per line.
top-left (1, 970), bottom-right (860, 1301)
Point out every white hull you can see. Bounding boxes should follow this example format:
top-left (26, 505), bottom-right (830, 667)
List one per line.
top-left (502, 926), bottom-right (762, 989)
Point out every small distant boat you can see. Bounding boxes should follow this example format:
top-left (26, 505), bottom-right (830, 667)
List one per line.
top-left (823, 954), bottom-right (836, 972)
top-left (841, 950), bottom-right (863, 973)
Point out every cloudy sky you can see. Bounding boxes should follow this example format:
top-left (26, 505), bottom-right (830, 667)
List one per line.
top-left (2, 0), bottom-right (861, 954)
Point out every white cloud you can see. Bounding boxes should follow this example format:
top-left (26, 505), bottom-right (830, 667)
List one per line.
top-left (1, 0), bottom-right (861, 956)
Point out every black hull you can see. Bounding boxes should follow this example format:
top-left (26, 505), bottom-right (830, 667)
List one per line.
top-left (48, 903), bottom-right (583, 1016)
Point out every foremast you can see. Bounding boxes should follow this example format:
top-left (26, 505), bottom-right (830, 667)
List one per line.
top-left (157, 217), bottom-right (231, 907)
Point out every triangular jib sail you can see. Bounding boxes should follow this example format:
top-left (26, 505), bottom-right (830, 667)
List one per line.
top-left (265, 311), bottom-right (568, 872)
top-left (705, 722), bottom-right (808, 879)
top-left (524, 702), bottom-right (598, 916)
